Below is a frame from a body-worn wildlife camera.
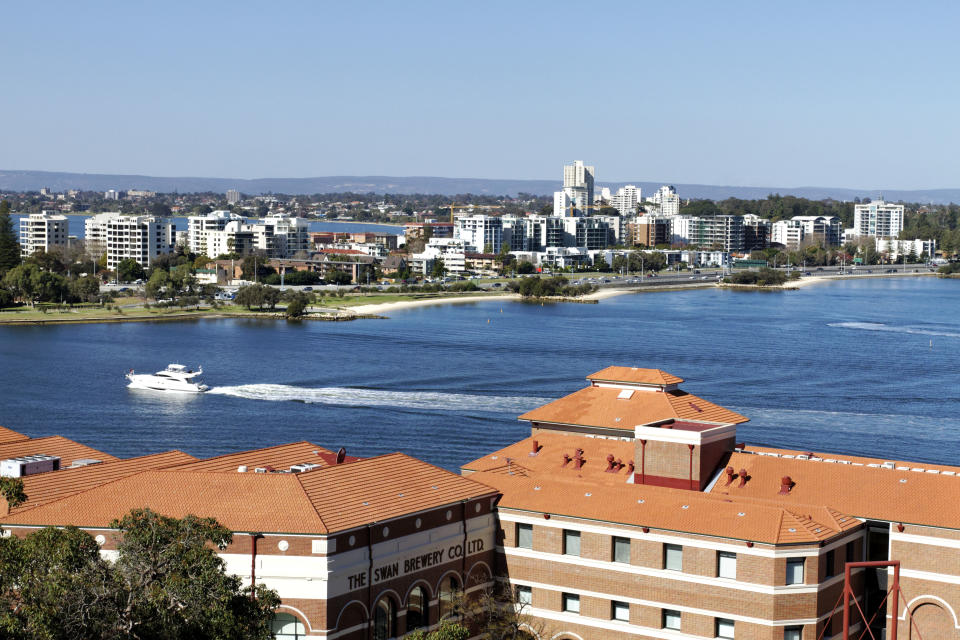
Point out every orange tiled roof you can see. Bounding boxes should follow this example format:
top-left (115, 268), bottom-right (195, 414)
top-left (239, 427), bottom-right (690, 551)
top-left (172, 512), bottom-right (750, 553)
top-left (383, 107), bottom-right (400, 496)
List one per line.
top-left (712, 449), bottom-right (960, 530)
top-left (170, 441), bottom-right (336, 473)
top-left (0, 436), bottom-right (117, 468)
top-left (519, 385), bottom-right (748, 429)
top-left (587, 366), bottom-right (685, 386)
top-left (11, 450), bottom-right (196, 514)
top-left (464, 434), bottom-right (859, 544)
top-left (0, 426), bottom-right (29, 444)
top-left (3, 452), bottom-right (498, 534)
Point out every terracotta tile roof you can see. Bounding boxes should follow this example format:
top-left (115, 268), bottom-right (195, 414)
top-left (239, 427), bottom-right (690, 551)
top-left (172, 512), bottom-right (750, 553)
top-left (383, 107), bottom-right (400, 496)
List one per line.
top-left (587, 366), bottom-right (685, 386)
top-left (0, 426), bottom-right (29, 444)
top-left (0, 470), bottom-right (327, 533)
top-left (3, 452), bottom-right (497, 535)
top-left (169, 442), bottom-right (337, 473)
top-left (298, 453), bottom-right (498, 533)
top-left (518, 385), bottom-right (748, 429)
top-left (11, 451), bottom-right (196, 514)
top-left (464, 434), bottom-right (858, 545)
top-left (0, 436), bottom-right (117, 468)
top-left (712, 450), bottom-right (960, 530)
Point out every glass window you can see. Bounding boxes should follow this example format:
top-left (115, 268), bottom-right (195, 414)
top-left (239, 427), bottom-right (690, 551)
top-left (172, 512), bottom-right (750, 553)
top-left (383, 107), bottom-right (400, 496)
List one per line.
top-left (825, 549), bottom-right (836, 577)
top-left (439, 576), bottom-right (460, 619)
top-left (786, 558), bottom-right (805, 584)
top-left (563, 530), bottom-right (580, 556)
top-left (517, 523), bottom-right (533, 549)
top-left (664, 544), bottom-right (683, 571)
top-left (663, 609), bottom-right (681, 630)
top-left (785, 625), bottom-right (803, 640)
top-left (271, 613), bottom-right (306, 639)
top-left (612, 600), bottom-right (629, 621)
top-left (613, 537), bottom-right (631, 564)
top-left (716, 617), bottom-right (735, 638)
top-left (515, 585), bottom-right (532, 606)
top-left (845, 541), bottom-right (856, 563)
top-left (718, 551), bottom-right (736, 579)
top-left (373, 597), bottom-right (396, 640)
top-left (406, 586), bottom-right (427, 632)
top-left (562, 593), bottom-right (580, 614)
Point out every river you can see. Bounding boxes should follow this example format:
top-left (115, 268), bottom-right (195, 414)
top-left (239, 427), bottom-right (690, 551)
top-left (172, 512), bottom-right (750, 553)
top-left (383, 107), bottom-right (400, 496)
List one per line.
top-left (1, 277), bottom-right (958, 469)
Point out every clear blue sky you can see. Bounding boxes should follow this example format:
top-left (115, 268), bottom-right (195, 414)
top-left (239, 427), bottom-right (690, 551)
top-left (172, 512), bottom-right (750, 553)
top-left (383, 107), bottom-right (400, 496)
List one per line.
top-left (4, 1), bottom-right (959, 189)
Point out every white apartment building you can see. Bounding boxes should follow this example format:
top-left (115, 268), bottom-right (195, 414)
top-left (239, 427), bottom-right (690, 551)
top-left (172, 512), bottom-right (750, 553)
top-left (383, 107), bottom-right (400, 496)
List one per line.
top-left (226, 189), bottom-right (241, 205)
top-left (648, 185), bottom-right (680, 216)
top-left (410, 238), bottom-right (467, 276)
top-left (848, 200), bottom-right (904, 238)
top-left (554, 160), bottom-right (595, 216)
top-left (193, 215), bottom-right (309, 259)
top-left (84, 214), bottom-right (175, 270)
top-left (875, 237), bottom-right (936, 260)
top-left (611, 185), bottom-right (640, 216)
top-left (454, 214), bottom-right (503, 253)
top-left (187, 211), bottom-right (245, 257)
top-left (104, 190), bottom-right (120, 200)
top-left (19, 211), bottom-right (69, 258)
top-left (771, 216), bottom-right (843, 249)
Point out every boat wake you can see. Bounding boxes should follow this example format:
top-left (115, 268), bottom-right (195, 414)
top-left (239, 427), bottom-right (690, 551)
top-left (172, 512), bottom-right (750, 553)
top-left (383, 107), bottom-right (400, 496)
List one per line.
top-left (206, 384), bottom-right (549, 413)
top-left (827, 321), bottom-right (960, 339)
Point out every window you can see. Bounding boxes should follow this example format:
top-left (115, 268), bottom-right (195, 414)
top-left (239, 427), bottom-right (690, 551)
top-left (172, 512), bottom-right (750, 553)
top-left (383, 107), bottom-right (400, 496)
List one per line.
top-left (664, 544), bottom-right (683, 571)
top-left (825, 549), bottom-right (836, 577)
top-left (373, 597), bottom-right (396, 640)
top-left (662, 609), bottom-right (681, 630)
top-left (785, 625), bottom-right (803, 640)
top-left (716, 617), bottom-right (735, 638)
top-left (516, 523), bottom-right (533, 549)
top-left (718, 551), bottom-right (737, 579)
top-left (846, 540), bottom-right (856, 563)
top-left (563, 530), bottom-right (581, 556)
top-left (562, 593), bottom-right (580, 614)
top-left (786, 558), bottom-right (805, 585)
top-left (406, 586), bottom-right (427, 631)
top-left (439, 575), bottom-right (460, 619)
top-left (271, 613), bottom-right (306, 639)
top-left (612, 601), bottom-right (629, 621)
top-left (515, 585), bottom-right (532, 606)
top-left (613, 537), bottom-right (631, 564)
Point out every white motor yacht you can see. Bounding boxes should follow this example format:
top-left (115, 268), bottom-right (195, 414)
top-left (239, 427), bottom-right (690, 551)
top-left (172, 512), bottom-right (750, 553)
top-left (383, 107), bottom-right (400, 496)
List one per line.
top-left (126, 364), bottom-right (209, 393)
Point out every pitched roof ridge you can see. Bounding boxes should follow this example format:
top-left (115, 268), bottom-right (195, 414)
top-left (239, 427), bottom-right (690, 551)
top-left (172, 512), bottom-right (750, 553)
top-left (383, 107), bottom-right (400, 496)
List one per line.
top-left (8, 466), bottom-right (170, 518)
top-left (295, 473), bottom-right (329, 533)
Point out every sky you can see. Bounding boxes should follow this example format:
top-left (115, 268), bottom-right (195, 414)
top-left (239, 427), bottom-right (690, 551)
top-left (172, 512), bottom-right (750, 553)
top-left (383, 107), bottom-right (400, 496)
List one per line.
top-left (3, 1), bottom-right (960, 190)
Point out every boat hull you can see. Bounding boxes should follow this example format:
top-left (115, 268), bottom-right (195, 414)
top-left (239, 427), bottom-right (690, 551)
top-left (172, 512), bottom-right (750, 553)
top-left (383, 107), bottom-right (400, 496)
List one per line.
top-left (126, 375), bottom-right (208, 393)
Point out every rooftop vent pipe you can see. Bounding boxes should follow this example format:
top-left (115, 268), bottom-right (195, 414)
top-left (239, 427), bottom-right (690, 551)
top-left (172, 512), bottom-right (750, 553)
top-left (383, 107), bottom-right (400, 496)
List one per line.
top-left (737, 468), bottom-right (748, 488)
top-left (725, 466), bottom-right (736, 486)
top-left (562, 453), bottom-right (571, 467)
top-left (779, 476), bottom-right (794, 495)
top-left (530, 440), bottom-right (540, 456)
top-left (605, 454), bottom-right (616, 473)
top-left (627, 460), bottom-right (634, 474)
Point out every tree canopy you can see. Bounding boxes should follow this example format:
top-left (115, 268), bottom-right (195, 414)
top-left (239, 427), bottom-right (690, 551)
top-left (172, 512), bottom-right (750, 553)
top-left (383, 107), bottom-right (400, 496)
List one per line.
top-left (0, 200), bottom-right (21, 276)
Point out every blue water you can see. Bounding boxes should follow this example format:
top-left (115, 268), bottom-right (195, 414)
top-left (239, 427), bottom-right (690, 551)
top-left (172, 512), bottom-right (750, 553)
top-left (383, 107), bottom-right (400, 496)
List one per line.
top-left (1, 277), bottom-right (958, 469)
top-left (11, 215), bottom-right (400, 240)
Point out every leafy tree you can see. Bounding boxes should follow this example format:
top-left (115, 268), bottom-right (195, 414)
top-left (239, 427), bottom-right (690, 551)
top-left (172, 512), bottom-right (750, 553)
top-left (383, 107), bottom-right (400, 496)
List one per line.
top-left (515, 261), bottom-right (536, 274)
top-left (0, 200), bottom-right (21, 276)
top-left (149, 202), bottom-right (172, 218)
top-left (69, 275), bottom-right (101, 303)
top-left (430, 257), bottom-right (447, 279)
top-left (240, 255), bottom-right (274, 281)
top-left (3, 263), bottom-right (67, 305)
top-left (169, 264), bottom-right (197, 295)
top-left (326, 269), bottom-right (352, 285)
top-left (145, 269), bottom-right (170, 300)
top-left (407, 619), bottom-right (470, 640)
top-left (284, 292), bottom-right (310, 318)
top-left (116, 258), bottom-right (146, 283)
top-left (0, 476), bottom-right (26, 509)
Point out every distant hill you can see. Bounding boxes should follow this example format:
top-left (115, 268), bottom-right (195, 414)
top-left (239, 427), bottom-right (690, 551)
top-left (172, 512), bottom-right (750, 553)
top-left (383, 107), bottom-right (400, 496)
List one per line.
top-left (1, 169), bottom-right (959, 204)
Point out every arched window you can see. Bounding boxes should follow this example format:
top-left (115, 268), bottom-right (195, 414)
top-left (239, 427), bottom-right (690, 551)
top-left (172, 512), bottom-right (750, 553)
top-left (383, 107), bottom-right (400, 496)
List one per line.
top-left (271, 613), bottom-right (305, 639)
top-left (439, 575), bottom-right (461, 619)
top-left (407, 586), bottom-right (428, 632)
top-left (373, 597), bottom-right (396, 640)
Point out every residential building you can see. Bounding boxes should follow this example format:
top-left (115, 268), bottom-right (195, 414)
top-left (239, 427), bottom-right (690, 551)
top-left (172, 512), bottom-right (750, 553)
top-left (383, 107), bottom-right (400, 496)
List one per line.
top-left (454, 215), bottom-right (503, 254)
top-left (18, 211), bottom-right (69, 258)
top-left (403, 222), bottom-right (454, 242)
top-left (104, 189), bottom-right (121, 200)
top-left (411, 238), bottom-right (467, 276)
top-left (849, 200), bottom-right (904, 239)
top-left (226, 189), bottom-right (241, 205)
top-left (772, 216), bottom-right (843, 249)
top-left (611, 185), bottom-right (640, 217)
top-left (648, 185), bottom-right (680, 216)
top-left (84, 214), bottom-right (175, 270)
top-left (187, 211), bottom-right (245, 257)
top-left (742, 214), bottom-right (772, 251)
top-left (627, 215), bottom-right (671, 247)
top-left (875, 237), bottom-right (936, 260)
top-left (563, 160), bottom-right (595, 213)
top-left (126, 190), bottom-right (156, 199)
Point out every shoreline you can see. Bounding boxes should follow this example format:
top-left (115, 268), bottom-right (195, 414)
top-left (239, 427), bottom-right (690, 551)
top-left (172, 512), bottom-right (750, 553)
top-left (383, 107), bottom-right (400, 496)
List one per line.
top-left (0, 272), bottom-right (941, 326)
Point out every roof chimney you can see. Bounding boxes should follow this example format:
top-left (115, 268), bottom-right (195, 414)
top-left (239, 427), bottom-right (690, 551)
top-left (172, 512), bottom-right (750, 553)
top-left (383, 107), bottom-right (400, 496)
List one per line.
top-left (562, 453), bottom-right (571, 467)
top-left (336, 447), bottom-right (346, 465)
top-left (627, 460), bottom-right (634, 474)
top-left (530, 439), bottom-right (540, 456)
top-left (737, 468), bottom-right (748, 488)
top-left (605, 454), bottom-right (616, 473)
top-left (574, 451), bottom-right (583, 470)
top-left (778, 476), bottom-right (794, 495)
